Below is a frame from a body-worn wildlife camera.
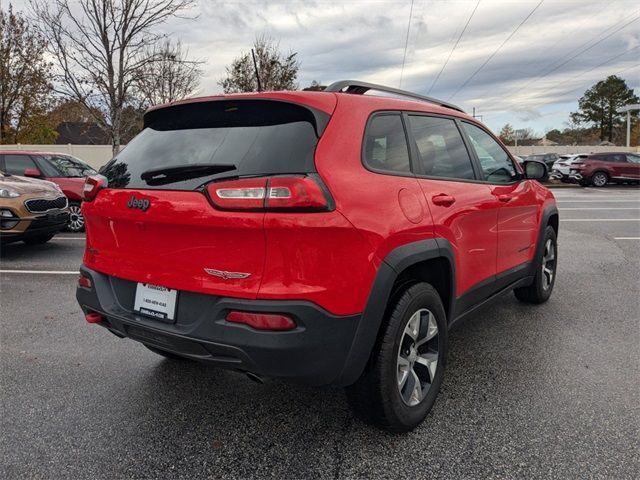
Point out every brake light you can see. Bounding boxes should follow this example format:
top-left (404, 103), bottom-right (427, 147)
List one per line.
top-left (206, 175), bottom-right (332, 211)
top-left (83, 175), bottom-right (107, 201)
top-left (226, 311), bottom-right (297, 331)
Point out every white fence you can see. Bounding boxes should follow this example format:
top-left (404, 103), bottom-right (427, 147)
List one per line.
top-left (2, 144), bottom-right (639, 171)
top-left (507, 145), bottom-right (638, 156)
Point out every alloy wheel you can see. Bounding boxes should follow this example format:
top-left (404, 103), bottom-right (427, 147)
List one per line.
top-left (68, 204), bottom-right (85, 232)
top-left (541, 238), bottom-right (556, 291)
top-left (592, 173), bottom-right (607, 187)
top-left (397, 308), bottom-right (439, 407)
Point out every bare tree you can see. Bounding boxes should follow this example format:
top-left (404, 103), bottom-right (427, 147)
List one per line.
top-left (219, 36), bottom-right (299, 93)
top-left (135, 39), bottom-right (203, 107)
top-left (30, 0), bottom-right (196, 155)
top-left (0, 4), bottom-right (52, 144)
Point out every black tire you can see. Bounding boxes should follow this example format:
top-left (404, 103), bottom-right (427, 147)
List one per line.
top-left (514, 226), bottom-right (557, 304)
top-left (590, 171), bottom-right (608, 187)
top-left (66, 201), bottom-right (85, 232)
top-left (23, 234), bottom-right (55, 245)
top-left (346, 282), bottom-right (447, 432)
top-left (144, 344), bottom-right (188, 361)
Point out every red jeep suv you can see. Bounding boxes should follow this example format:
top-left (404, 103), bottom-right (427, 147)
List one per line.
top-left (76, 81), bottom-right (558, 432)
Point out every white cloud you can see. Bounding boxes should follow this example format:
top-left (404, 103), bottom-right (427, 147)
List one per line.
top-left (6, 0), bottom-right (640, 132)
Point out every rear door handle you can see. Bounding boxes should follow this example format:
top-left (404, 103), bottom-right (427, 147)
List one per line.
top-left (432, 194), bottom-right (456, 207)
top-left (497, 194), bottom-right (512, 203)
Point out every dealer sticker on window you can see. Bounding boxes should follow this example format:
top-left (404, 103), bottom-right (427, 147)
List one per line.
top-left (133, 283), bottom-right (178, 320)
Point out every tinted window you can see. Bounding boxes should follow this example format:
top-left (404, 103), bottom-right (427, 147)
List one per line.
top-left (102, 100), bottom-right (327, 190)
top-left (462, 123), bottom-right (518, 184)
top-left (42, 155), bottom-right (97, 177)
top-left (363, 115), bottom-right (411, 173)
top-left (408, 115), bottom-right (475, 180)
top-left (605, 154), bottom-right (626, 163)
top-left (3, 154), bottom-right (36, 175)
top-left (627, 154), bottom-right (640, 164)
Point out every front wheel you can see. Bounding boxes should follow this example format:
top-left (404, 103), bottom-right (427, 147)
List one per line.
top-left (514, 226), bottom-right (557, 304)
top-left (346, 282), bottom-right (447, 432)
top-left (591, 171), bottom-right (608, 187)
top-left (66, 201), bottom-right (85, 232)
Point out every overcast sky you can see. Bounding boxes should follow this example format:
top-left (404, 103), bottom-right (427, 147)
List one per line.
top-left (7, 0), bottom-right (640, 134)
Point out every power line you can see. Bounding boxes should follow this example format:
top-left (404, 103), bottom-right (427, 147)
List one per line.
top-left (427, 0), bottom-right (480, 95)
top-left (551, 46), bottom-right (640, 99)
top-left (448, 0), bottom-right (545, 100)
top-left (399, 0), bottom-right (415, 88)
top-left (494, 13), bottom-right (640, 103)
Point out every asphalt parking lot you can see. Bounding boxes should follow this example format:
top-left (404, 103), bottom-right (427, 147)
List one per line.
top-left (1, 185), bottom-right (639, 479)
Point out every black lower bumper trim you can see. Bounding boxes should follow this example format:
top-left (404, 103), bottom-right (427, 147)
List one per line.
top-left (77, 266), bottom-right (361, 386)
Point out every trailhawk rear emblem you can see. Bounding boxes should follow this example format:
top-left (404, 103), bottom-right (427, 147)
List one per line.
top-left (204, 268), bottom-right (251, 280)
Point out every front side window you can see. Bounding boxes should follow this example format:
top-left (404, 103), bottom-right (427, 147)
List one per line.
top-left (462, 122), bottom-right (518, 184)
top-left (363, 114), bottom-right (411, 174)
top-left (408, 115), bottom-right (475, 180)
top-left (3, 155), bottom-right (37, 175)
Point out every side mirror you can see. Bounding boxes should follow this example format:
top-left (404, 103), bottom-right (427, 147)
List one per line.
top-left (23, 168), bottom-right (43, 178)
top-left (523, 160), bottom-right (547, 180)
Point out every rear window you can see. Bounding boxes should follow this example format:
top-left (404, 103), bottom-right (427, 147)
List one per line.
top-left (101, 100), bottom-right (329, 190)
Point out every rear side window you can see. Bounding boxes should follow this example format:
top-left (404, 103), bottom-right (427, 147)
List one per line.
top-left (363, 114), bottom-right (411, 174)
top-left (3, 154), bottom-right (37, 175)
top-left (627, 154), bottom-right (640, 164)
top-left (101, 100), bottom-right (328, 190)
top-left (462, 122), bottom-right (518, 184)
top-left (408, 115), bottom-right (475, 180)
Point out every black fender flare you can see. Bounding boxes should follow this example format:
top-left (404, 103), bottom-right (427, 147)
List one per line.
top-left (336, 238), bottom-right (455, 386)
top-left (533, 205), bottom-right (559, 268)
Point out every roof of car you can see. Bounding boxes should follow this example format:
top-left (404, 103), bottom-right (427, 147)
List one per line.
top-left (0, 150), bottom-right (74, 156)
top-left (145, 87), bottom-right (473, 122)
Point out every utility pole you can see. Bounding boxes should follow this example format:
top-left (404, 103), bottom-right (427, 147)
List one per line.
top-left (617, 104), bottom-right (640, 147)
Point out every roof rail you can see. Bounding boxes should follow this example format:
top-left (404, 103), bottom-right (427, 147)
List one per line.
top-left (324, 80), bottom-right (465, 113)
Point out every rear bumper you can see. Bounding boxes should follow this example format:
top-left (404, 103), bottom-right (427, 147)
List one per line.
top-left (76, 266), bottom-right (362, 386)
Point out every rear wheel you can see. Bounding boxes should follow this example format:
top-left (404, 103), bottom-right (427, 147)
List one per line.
top-left (514, 226), bottom-right (557, 304)
top-left (346, 282), bottom-right (447, 432)
top-left (591, 171), bottom-right (608, 187)
top-left (23, 234), bottom-right (55, 245)
top-left (66, 201), bottom-right (85, 232)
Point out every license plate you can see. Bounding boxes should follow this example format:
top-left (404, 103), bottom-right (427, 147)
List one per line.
top-left (133, 283), bottom-right (178, 320)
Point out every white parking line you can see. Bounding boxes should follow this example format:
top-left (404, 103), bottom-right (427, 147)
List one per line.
top-left (562, 219), bottom-right (640, 222)
top-left (614, 237), bottom-right (640, 240)
top-left (558, 207), bottom-right (639, 210)
top-left (53, 237), bottom-right (86, 240)
top-left (0, 270), bottom-right (79, 275)
top-left (556, 200), bottom-right (640, 203)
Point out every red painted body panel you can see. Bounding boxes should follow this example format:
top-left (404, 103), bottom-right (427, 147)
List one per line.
top-left (418, 179), bottom-right (497, 296)
top-left (45, 176), bottom-right (84, 201)
top-left (82, 189), bottom-right (266, 298)
top-left (491, 181), bottom-right (540, 273)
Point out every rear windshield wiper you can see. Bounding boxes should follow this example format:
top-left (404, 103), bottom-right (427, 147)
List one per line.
top-left (141, 164), bottom-right (237, 186)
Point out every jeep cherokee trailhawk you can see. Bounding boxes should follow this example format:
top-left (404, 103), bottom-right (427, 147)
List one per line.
top-left (76, 81), bottom-right (558, 432)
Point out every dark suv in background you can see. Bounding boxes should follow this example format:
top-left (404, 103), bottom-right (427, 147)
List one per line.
top-left (0, 151), bottom-right (97, 231)
top-left (569, 152), bottom-right (640, 187)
